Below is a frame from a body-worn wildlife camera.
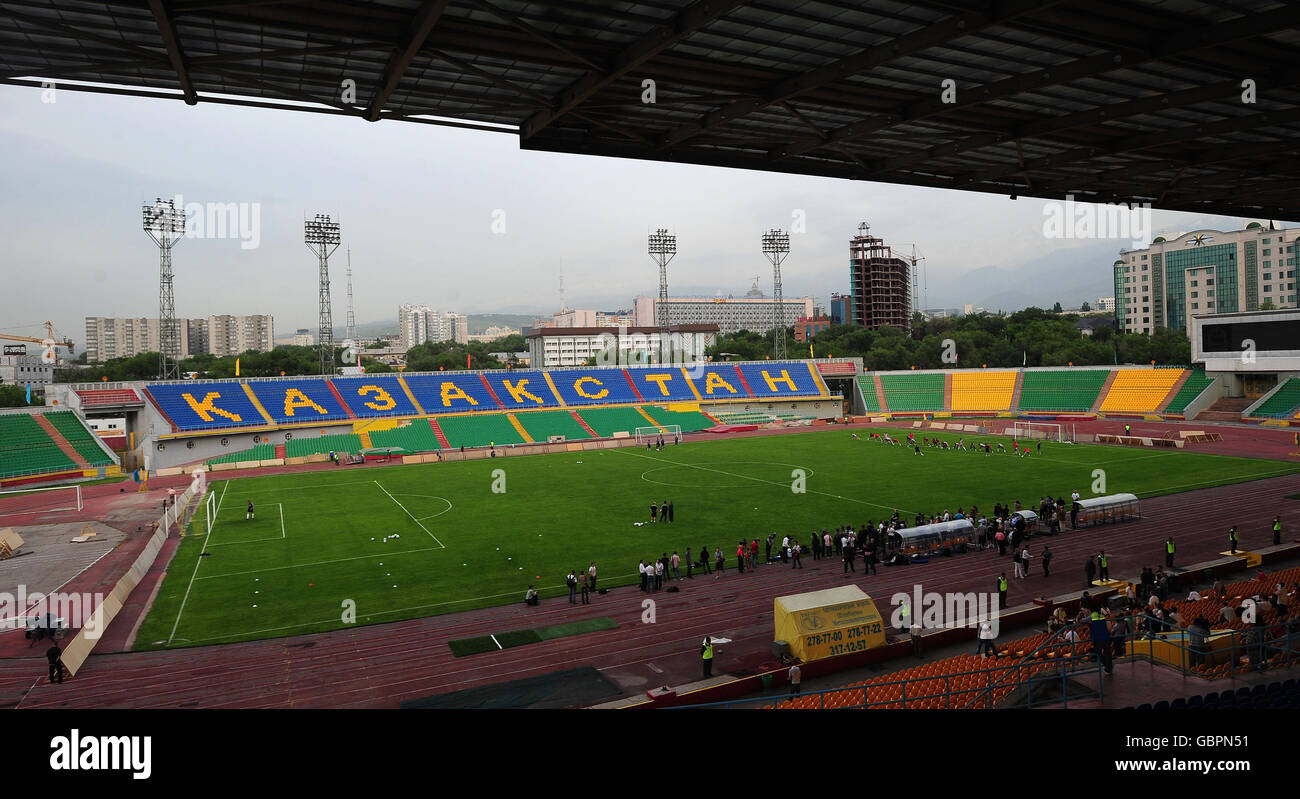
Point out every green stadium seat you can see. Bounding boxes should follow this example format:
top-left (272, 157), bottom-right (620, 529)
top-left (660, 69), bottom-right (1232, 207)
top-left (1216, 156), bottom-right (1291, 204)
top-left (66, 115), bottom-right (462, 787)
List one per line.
top-left (576, 407), bottom-right (655, 437)
top-left (1163, 371), bottom-right (1215, 414)
top-left (514, 410), bottom-right (591, 441)
top-left (285, 433), bottom-right (363, 458)
top-left (879, 373), bottom-right (944, 412)
top-left (1253, 378), bottom-right (1300, 418)
top-left (856, 377), bottom-right (882, 412)
top-left (0, 414), bottom-right (79, 478)
top-left (207, 444), bottom-right (276, 465)
top-left (435, 414), bottom-right (525, 448)
top-left (1016, 370), bottom-right (1110, 413)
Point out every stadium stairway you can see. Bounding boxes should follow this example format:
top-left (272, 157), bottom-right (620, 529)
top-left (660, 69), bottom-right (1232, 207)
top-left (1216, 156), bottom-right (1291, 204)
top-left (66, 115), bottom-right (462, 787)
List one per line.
top-left (570, 410), bottom-right (598, 437)
top-left (505, 414), bottom-right (534, 443)
top-left (942, 373), bottom-right (953, 411)
top-left (1164, 371), bottom-right (1216, 416)
top-left (274, 444), bottom-right (286, 459)
top-left (1008, 371), bottom-right (1024, 411)
top-left (1198, 397), bottom-right (1254, 422)
top-left (1090, 370), bottom-right (1118, 413)
top-left (1155, 370), bottom-right (1191, 413)
top-left (873, 374), bottom-right (888, 413)
top-left (358, 430), bottom-right (374, 449)
top-left (427, 418), bottom-right (450, 448)
top-left (636, 406), bottom-right (661, 427)
top-left (32, 414), bottom-right (90, 469)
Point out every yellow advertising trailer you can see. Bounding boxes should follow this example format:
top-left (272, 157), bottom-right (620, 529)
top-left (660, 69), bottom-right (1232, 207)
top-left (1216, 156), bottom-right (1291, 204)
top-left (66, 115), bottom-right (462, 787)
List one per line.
top-left (774, 585), bottom-right (887, 662)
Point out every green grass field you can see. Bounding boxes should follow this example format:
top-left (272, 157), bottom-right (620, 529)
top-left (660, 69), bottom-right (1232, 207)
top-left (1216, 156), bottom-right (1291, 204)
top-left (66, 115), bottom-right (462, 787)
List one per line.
top-left (134, 429), bottom-right (1300, 650)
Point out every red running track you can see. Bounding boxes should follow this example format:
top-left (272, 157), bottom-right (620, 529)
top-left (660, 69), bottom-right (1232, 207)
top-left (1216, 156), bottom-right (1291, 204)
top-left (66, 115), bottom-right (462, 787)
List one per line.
top-left (4, 470), bottom-right (1298, 709)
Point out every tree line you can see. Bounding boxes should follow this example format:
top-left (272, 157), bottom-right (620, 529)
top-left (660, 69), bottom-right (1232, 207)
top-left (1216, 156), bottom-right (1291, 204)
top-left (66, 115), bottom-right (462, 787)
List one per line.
top-left (706, 308), bottom-right (1191, 369)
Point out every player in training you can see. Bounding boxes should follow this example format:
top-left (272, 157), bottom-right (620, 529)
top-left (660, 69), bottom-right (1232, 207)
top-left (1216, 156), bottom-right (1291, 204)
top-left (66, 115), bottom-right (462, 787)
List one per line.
top-left (246, 500), bottom-right (255, 520)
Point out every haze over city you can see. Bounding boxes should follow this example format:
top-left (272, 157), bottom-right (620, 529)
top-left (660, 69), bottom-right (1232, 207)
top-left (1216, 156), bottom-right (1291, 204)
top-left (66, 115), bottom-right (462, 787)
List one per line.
top-left (1, 86), bottom-right (1275, 344)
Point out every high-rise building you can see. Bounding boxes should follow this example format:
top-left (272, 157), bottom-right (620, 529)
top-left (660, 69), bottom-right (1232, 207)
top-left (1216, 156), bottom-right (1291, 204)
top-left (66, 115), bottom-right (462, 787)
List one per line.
top-left (830, 293), bottom-right (851, 325)
top-left (553, 308), bottom-right (635, 328)
top-left (1095, 297), bottom-right (1116, 313)
top-left (398, 305), bottom-right (468, 348)
top-left (527, 325), bottom-right (719, 368)
top-left (1113, 223), bottom-right (1298, 336)
top-left (207, 314), bottom-right (274, 357)
top-left (632, 295), bottom-right (813, 335)
top-left (848, 222), bottom-right (911, 331)
top-left (84, 317), bottom-right (192, 363)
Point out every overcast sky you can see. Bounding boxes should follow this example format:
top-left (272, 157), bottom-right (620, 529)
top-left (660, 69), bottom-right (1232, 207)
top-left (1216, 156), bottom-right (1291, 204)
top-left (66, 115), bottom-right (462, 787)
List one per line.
top-left (0, 84), bottom-right (1283, 346)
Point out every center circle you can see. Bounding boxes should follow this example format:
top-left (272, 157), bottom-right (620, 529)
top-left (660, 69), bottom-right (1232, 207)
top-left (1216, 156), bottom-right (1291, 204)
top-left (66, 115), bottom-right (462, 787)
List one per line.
top-left (640, 461), bottom-right (815, 488)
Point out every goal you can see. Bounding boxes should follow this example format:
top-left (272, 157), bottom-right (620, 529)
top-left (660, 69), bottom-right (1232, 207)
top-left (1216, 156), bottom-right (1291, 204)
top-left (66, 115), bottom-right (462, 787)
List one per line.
top-left (0, 484), bottom-right (83, 517)
top-left (1011, 421), bottom-right (1072, 443)
top-left (635, 425), bottom-right (682, 445)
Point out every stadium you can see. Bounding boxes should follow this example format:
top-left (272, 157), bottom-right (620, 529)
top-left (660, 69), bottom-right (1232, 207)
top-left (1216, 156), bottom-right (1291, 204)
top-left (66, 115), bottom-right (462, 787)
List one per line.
top-left (3, 0), bottom-right (1300, 729)
top-left (3, 339), bottom-right (1300, 709)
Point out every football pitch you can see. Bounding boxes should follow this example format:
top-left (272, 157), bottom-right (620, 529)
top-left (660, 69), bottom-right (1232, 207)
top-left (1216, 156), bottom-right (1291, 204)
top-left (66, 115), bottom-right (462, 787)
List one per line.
top-left (134, 429), bottom-right (1300, 650)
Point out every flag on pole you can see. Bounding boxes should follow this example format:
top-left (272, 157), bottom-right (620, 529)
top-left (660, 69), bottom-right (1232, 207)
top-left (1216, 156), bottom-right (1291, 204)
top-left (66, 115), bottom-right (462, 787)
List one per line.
top-left (25, 384), bottom-right (31, 404)
top-left (1022, 351), bottom-right (1026, 367)
top-left (467, 353), bottom-right (472, 369)
top-left (235, 357), bottom-right (241, 377)
top-left (809, 345), bottom-right (814, 358)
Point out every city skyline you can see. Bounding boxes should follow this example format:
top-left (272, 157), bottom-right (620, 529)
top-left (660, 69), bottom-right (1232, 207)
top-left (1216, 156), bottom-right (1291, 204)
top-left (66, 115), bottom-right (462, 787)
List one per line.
top-left (0, 86), bottom-right (1283, 351)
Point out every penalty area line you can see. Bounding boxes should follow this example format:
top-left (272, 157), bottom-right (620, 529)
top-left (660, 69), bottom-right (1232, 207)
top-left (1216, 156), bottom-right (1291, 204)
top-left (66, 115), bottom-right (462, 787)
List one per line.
top-left (374, 481), bottom-right (445, 548)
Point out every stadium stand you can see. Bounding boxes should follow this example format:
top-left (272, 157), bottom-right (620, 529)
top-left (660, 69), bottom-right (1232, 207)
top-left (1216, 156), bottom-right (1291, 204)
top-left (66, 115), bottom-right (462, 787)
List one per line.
top-left (285, 433), bottom-right (363, 458)
top-left (147, 382), bottom-right (268, 431)
top-left (1128, 681), bottom-right (1300, 710)
top-left (736, 363), bottom-right (824, 398)
top-left (553, 369), bottom-right (644, 405)
top-left (1097, 368), bottom-right (1186, 413)
top-left (623, 368), bottom-right (698, 402)
top-left (514, 410), bottom-right (592, 441)
top-left (1162, 370), bottom-right (1216, 414)
top-left (435, 414), bottom-right (525, 448)
top-left (403, 373), bottom-right (500, 414)
top-left (207, 444), bottom-right (275, 465)
top-left (74, 388), bottom-right (143, 407)
top-left (689, 366), bottom-right (752, 401)
top-left (856, 377), bottom-right (882, 413)
top-left (368, 423), bottom-right (443, 453)
top-left (331, 376), bottom-right (422, 417)
top-left (481, 371), bottom-right (562, 409)
top-left (1252, 378), bottom-right (1300, 418)
top-left (0, 414), bottom-right (77, 478)
top-left (44, 412), bottom-right (114, 466)
top-left (572, 407), bottom-right (650, 438)
top-left (879, 373), bottom-right (945, 412)
top-left (641, 406), bottom-right (714, 431)
top-left (247, 379), bottom-right (351, 424)
top-left (1015, 370), bottom-right (1110, 413)
top-left (950, 371), bottom-right (1017, 412)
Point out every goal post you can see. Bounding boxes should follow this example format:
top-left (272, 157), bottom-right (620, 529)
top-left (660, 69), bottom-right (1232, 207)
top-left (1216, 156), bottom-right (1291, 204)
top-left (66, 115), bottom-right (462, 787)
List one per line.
top-left (0, 484), bottom-right (83, 517)
top-left (635, 425), bottom-right (682, 445)
top-left (1011, 421), bottom-right (1070, 443)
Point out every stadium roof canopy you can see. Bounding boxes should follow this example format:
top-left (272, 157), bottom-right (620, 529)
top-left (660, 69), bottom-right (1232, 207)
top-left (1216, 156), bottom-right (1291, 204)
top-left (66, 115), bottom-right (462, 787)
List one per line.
top-left (4, 0), bottom-right (1300, 218)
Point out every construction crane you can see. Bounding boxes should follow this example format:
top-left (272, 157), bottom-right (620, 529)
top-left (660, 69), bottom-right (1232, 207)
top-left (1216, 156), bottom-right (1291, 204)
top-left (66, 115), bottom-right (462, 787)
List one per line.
top-left (0, 321), bottom-right (75, 361)
top-left (891, 244), bottom-right (927, 320)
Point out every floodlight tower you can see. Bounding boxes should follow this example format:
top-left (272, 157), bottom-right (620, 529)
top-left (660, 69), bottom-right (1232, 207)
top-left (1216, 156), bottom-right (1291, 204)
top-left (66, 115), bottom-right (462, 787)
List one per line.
top-left (762, 228), bottom-right (791, 359)
top-left (647, 228), bottom-right (677, 329)
top-left (304, 214), bottom-right (341, 375)
top-left (142, 198), bottom-right (186, 380)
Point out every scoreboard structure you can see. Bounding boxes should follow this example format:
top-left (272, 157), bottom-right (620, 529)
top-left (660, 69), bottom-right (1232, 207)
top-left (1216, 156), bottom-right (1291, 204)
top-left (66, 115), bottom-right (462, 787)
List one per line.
top-left (1190, 308), bottom-right (1300, 403)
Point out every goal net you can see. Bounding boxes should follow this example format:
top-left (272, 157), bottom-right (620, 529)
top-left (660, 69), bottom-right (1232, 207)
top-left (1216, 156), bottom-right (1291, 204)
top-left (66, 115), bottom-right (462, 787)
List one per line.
top-left (1011, 421), bottom-right (1068, 443)
top-left (635, 425), bottom-right (682, 445)
top-left (0, 484), bottom-right (83, 517)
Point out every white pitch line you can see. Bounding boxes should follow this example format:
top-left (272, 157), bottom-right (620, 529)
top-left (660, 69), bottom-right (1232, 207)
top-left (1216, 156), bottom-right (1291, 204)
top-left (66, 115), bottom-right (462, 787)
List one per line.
top-left (167, 479), bottom-right (228, 644)
top-left (490, 634), bottom-right (503, 650)
top-left (617, 448), bottom-right (916, 515)
top-left (194, 546), bottom-right (446, 580)
top-left (373, 481), bottom-right (445, 547)
top-left (233, 480), bottom-right (379, 494)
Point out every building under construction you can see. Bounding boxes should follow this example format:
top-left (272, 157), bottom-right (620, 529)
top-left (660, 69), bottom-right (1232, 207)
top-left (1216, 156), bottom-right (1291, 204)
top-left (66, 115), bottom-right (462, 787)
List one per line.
top-left (849, 223), bottom-right (911, 332)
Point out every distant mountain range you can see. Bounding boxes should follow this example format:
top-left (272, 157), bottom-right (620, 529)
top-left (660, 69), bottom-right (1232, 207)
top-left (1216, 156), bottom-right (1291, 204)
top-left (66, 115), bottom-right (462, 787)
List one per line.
top-left (922, 241), bottom-right (1117, 313)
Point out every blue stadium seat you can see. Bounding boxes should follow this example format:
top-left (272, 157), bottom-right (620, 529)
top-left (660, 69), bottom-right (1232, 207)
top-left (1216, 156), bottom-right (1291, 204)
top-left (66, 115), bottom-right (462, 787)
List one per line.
top-left (687, 365), bottom-right (753, 400)
top-left (331, 376), bottom-right (420, 417)
top-left (248, 379), bottom-right (350, 424)
top-left (403, 373), bottom-right (500, 413)
top-left (624, 367), bottom-right (699, 402)
top-left (147, 382), bottom-right (266, 431)
top-left (736, 362), bottom-right (824, 398)
top-left (551, 368), bottom-right (643, 405)
top-left (482, 371), bottom-right (562, 409)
